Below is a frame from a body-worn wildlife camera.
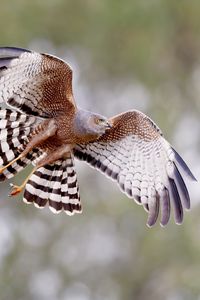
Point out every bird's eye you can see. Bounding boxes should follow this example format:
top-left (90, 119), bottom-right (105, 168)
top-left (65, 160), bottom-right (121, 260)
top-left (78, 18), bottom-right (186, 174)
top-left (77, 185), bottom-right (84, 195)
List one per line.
top-left (98, 118), bottom-right (105, 123)
top-left (95, 118), bottom-right (104, 124)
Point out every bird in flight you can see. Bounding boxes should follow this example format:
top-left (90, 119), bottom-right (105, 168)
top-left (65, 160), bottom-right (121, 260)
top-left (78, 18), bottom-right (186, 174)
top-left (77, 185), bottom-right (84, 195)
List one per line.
top-left (0, 47), bottom-right (196, 227)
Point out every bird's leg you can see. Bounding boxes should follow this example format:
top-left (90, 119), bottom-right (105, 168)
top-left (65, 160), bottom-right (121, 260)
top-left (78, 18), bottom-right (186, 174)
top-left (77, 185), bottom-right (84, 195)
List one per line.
top-left (9, 166), bottom-right (38, 196)
top-left (0, 119), bottom-right (57, 174)
top-left (0, 153), bottom-right (23, 174)
top-left (9, 144), bottom-right (72, 196)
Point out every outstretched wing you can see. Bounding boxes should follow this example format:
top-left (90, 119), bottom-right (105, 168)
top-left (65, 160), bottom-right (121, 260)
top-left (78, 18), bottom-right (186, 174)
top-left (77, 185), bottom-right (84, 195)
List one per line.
top-left (74, 110), bottom-right (196, 227)
top-left (0, 47), bottom-right (76, 118)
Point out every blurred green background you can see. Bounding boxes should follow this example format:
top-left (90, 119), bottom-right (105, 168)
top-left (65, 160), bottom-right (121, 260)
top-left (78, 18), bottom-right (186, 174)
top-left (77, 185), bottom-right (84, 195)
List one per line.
top-left (0, 0), bottom-right (200, 299)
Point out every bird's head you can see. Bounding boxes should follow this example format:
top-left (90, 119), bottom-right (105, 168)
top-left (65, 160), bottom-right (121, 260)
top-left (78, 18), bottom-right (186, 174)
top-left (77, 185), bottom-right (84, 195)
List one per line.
top-left (88, 113), bottom-right (112, 135)
top-left (74, 109), bottom-right (112, 140)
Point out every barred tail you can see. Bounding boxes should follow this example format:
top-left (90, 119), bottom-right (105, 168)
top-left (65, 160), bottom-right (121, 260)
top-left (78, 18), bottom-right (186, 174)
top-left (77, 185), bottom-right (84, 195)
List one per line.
top-left (0, 108), bottom-right (42, 180)
top-left (23, 156), bottom-right (82, 215)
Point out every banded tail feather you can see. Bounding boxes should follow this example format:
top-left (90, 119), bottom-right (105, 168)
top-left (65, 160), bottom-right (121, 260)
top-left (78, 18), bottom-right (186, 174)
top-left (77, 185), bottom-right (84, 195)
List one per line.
top-left (0, 108), bottom-right (42, 181)
top-left (23, 156), bottom-right (82, 215)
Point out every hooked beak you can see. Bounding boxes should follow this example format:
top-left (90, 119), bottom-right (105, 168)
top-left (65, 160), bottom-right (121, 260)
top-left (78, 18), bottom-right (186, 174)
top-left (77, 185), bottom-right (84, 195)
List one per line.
top-left (105, 120), bottom-right (112, 129)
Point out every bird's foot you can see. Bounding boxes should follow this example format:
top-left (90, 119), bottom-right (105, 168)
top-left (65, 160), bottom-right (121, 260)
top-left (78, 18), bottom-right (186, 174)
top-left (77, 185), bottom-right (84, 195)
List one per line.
top-left (9, 183), bottom-right (23, 196)
top-left (0, 166), bottom-right (6, 174)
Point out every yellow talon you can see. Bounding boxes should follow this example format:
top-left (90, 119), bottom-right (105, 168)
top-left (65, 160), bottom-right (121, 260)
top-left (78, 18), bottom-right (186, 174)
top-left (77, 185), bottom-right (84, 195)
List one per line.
top-left (9, 184), bottom-right (23, 196)
top-left (9, 166), bottom-right (37, 197)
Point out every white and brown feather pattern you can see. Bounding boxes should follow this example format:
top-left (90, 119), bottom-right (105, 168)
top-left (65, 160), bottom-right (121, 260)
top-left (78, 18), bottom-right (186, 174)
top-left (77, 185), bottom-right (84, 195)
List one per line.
top-left (74, 111), bottom-right (196, 227)
top-left (0, 47), bottom-right (75, 118)
top-left (0, 108), bottom-right (41, 181)
top-left (23, 156), bottom-right (82, 215)
top-left (0, 47), bottom-right (196, 226)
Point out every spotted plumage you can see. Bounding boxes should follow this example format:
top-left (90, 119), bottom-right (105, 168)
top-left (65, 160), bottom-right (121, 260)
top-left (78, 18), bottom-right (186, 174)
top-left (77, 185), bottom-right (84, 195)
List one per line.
top-left (0, 46), bottom-right (196, 226)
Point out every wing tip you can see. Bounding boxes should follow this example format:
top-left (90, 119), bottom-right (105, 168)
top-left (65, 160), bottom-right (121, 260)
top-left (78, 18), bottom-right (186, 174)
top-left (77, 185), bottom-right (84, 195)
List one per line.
top-left (175, 220), bottom-right (183, 226)
top-left (160, 222), bottom-right (167, 228)
top-left (146, 222), bottom-right (153, 228)
top-left (159, 219), bottom-right (170, 228)
top-left (172, 162), bottom-right (191, 210)
top-left (172, 147), bottom-right (197, 182)
top-left (0, 46), bottom-right (31, 57)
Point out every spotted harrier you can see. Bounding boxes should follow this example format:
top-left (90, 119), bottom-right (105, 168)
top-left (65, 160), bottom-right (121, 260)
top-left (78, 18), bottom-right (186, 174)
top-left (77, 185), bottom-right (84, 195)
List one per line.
top-left (0, 47), bottom-right (196, 226)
